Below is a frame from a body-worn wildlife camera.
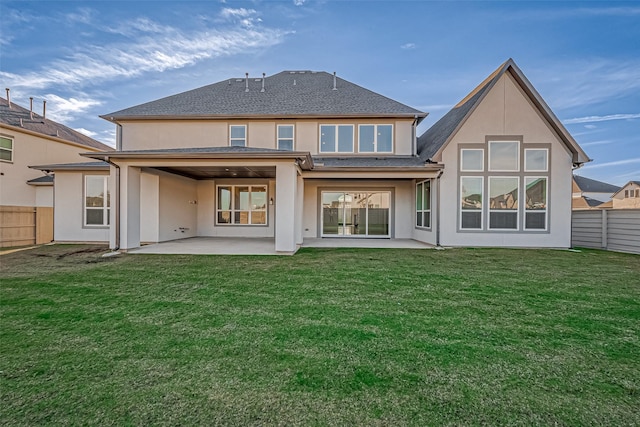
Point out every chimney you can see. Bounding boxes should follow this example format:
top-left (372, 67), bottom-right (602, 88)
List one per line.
top-left (42, 100), bottom-right (47, 120)
top-left (5, 88), bottom-right (10, 108)
top-left (30, 97), bottom-right (34, 119)
top-left (333, 72), bottom-right (337, 90)
top-left (261, 73), bottom-right (265, 92)
top-left (245, 72), bottom-right (249, 92)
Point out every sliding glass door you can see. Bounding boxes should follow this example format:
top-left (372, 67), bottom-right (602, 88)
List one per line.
top-left (321, 191), bottom-right (390, 237)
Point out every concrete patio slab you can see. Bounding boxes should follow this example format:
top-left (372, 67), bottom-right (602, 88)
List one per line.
top-left (128, 237), bottom-right (277, 255)
top-left (302, 238), bottom-right (433, 249)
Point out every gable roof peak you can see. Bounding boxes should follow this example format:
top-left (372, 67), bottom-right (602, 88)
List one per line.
top-left (417, 58), bottom-right (590, 165)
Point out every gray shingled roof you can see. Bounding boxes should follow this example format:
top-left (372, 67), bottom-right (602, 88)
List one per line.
top-left (573, 175), bottom-right (620, 193)
top-left (30, 161), bottom-right (110, 172)
top-left (103, 71), bottom-right (426, 119)
top-left (417, 81), bottom-right (492, 161)
top-left (26, 175), bottom-right (54, 185)
top-left (313, 156), bottom-right (437, 168)
top-left (0, 98), bottom-right (113, 151)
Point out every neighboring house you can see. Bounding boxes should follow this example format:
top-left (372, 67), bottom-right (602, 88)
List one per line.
top-left (611, 181), bottom-right (640, 209)
top-left (0, 95), bottom-right (112, 247)
top-left (572, 175), bottom-right (620, 210)
top-left (34, 59), bottom-right (590, 253)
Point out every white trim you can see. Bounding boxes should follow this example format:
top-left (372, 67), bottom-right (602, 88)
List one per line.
top-left (0, 135), bottom-right (14, 163)
top-left (488, 176), bottom-right (519, 230)
top-left (319, 124), bottom-right (354, 153)
top-left (320, 190), bottom-right (391, 238)
top-left (84, 175), bottom-right (110, 227)
top-left (415, 180), bottom-right (431, 229)
top-left (277, 124), bottom-right (295, 151)
top-left (357, 124), bottom-right (394, 153)
top-left (460, 148), bottom-right (484, 172)
top-left (524, 176), bottom-right (548, 231)
top-left (215, 184), bottom-right (268, 226)
top-left (460, 176), bottom-right (484, 230)
top-left (524, 148), bottom-right (549, 172)
top-left (488, 141), bottom-right (520, 172)
top-left (229, 125), bottom-right (247, 147)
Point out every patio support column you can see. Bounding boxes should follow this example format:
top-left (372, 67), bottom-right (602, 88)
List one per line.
top-left (295, 174), bottom-right (304, 245)
top-left (119, 164), bottom-right (141, 250)
top-left (275, 163), bottom-right (297, 253)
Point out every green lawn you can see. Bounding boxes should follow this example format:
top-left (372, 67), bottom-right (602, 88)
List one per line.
top-left (1, 245), bottom-right (639, 426)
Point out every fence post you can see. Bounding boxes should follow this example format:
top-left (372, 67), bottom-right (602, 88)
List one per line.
top-left (601, 209), bottom-right (608, 250)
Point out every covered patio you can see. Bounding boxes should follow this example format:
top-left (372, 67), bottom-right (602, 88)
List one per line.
top-left (127, 237), bottom-right (433, 255)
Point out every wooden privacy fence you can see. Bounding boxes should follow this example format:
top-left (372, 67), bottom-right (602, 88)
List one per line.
top-left (572, 209), bottom-right (640, 254)
top-left (0, 206), bottom-right (53, 248)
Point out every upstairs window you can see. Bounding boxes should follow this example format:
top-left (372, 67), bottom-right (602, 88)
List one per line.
top-left (359, 124), bottom-right (393, 153)
top-left (85, 176), bottom-right (110, 227)
top-left (320, 125), bottom-right (354, 153)
top-left (489, 141), bottom-right (519, 171)
top-left (230, 125), bottom-right (246, 147)
top-left (460, 149), bottom-right (484, 172)
top-left (0, 136), bottom-right (13, 162)
top-left (277, 125), bottom-right (294, 151)
top-left (525, 149), bottom-right (548, 172)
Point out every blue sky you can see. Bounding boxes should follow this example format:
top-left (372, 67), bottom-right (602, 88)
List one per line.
top-left (1, 0), bottom-right (638, 186)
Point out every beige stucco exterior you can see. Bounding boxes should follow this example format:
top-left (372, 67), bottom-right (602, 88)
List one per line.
top-left (612, 182), bottom-right (640, 209)
top-left (437, 73), bottom-right (574, 247)
top-left (0, 126), bottom-right (103, 207)
top-left (53, 170), bottom-right (112, 242)
top-left (120, 119), bottom-right (415, 155)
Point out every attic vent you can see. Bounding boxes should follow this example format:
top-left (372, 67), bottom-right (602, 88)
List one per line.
top-left (235, 79), bottom-right (243, 82)
top-left (254, 79), bottom-right (261, 82)
top-left (289, 71), bottom-right (296, 74)
top-left (298, 71), bottom-right (305, 74)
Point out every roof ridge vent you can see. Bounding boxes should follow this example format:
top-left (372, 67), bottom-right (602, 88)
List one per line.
top-left (333, 72), bottom-right (337, 90)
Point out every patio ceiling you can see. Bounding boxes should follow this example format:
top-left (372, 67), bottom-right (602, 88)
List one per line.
top-left (153, 165), bottom-right (276, 180)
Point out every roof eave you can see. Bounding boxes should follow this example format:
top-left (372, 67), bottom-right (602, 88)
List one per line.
top-left (100, 112), bottom-right (427, 122)
top-left (0, 123), bottom-right (112, 152)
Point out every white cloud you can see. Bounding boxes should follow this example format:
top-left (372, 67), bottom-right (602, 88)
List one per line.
top-left (581, 157), bottom-right (640, 169)
top-left (219, 8), bottom-right (262, 27)
top-left (293, 0), bottom-right (307, 6)
top-left (65, 8), bottom-right (94, 25)
top-left (538, 59), bottom-right (640, 110)
top-left (41, 94), bottom-right (102, 123)
top-left (581, 140), bottom-right (614, 147)
top-left (400, 43), bottom-right (416, 50)
top-left (0, 19), bottom-right (289, 92)
top-left (74, 127), bottom-right (98, 138)
top-left (563, 113), bottom-right (640, 125)
top-left (584, 124), bottom-right (597, 129)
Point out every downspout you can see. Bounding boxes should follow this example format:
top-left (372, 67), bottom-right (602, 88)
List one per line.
top-left (435, 168), bottom-right (444, 247)
top-left (103, 156), bottom-right (120, 251)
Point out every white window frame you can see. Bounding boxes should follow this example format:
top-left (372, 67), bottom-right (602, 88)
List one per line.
top-left (229, 125), bottom-right (247, 147)
top-left (416, 180), bottom-right (431, 229)
top-left (460, 176), bottom-right (484, 230)
top-left (84, 175), bottom-right (110, 227)
top-left (524, 148), bottom-right (549, 172)
top-left (319, 124), bottom-right (354, 153)
top-left (216, 184), bottom-right (268, 226)
top-left (0, 135), bottom-right (13, 163)
top-left (358, 124), bottom-right (394, 153)
top-left (277, 124), bottom-right (295, 151)
top-left (524, 177), bottom-right (548, 231)
top-left (488, 141), bottom-right (520, 172)
top-left (460, 148), bottom-right (484, 172)
top-left (488, 176), bottom-right (520, 231)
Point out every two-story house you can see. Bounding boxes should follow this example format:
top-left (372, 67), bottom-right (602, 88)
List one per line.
top-left (34, 59), bottom-right (590, 253)
top-left (0, 95), bottom-right (112, 247)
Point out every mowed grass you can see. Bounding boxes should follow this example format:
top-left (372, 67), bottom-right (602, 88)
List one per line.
top-left (1, 245), bottom-right (639, 426)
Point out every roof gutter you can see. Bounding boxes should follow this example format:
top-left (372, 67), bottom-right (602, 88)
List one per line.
top-left (99, 112), bottom-right (428, 123)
